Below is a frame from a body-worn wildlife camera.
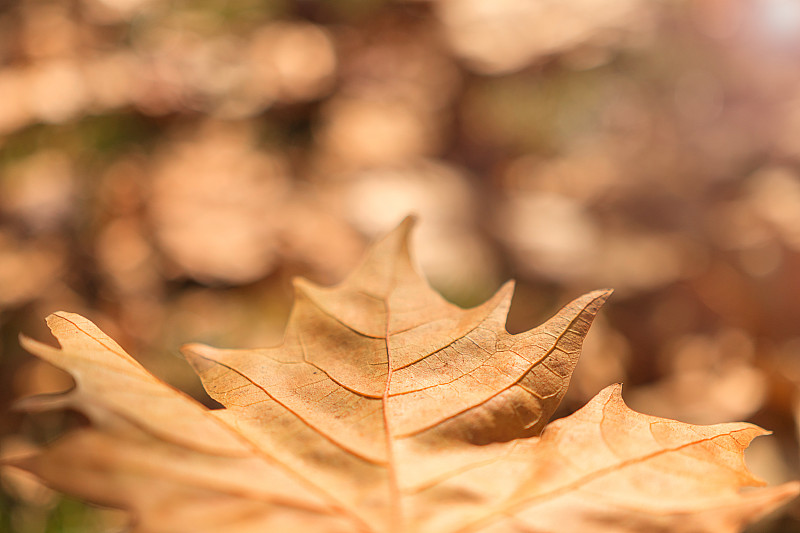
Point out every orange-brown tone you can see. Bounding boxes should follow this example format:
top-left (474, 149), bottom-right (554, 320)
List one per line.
top-left (5, 0), bottom-right (800, 531)
top-left (7, 221), bottom-right (798, 532)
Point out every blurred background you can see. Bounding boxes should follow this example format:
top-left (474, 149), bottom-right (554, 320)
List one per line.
top-left (2, 0), bottom-right (800, 531)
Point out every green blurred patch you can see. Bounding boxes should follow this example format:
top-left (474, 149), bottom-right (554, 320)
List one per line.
top-left (0, 488), bottom-right (113, 533)
top-left (0, 113), bottom-right (157, 168)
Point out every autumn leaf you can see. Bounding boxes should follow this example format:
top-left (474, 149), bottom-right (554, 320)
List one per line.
top-left (8, 218), bottom-right (799, 533)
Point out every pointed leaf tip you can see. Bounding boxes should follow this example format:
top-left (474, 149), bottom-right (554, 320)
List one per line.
top-left (180, 343), bottom-right (217, 365)
top-left (382, 215), bottom-right (417, 249)
top-left (18, 332), bottom-right (41, 352)
top-left (398, 214), bottom-right (418, 231)
top-left (588, 287), bottom-right (614, 304)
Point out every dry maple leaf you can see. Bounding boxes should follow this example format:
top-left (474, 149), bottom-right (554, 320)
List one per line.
top-left (8, 218), bottom-right (800, 533)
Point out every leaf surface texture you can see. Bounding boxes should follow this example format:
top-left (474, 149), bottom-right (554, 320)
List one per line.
top-left (10, 218), bottom-right (798, 533)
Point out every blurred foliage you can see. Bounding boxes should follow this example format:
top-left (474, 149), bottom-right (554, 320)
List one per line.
top-left (3, 0), bottom-right (800, 530)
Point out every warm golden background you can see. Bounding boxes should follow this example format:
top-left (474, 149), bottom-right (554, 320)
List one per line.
top-left (3, 0), bottom-right (800, 531)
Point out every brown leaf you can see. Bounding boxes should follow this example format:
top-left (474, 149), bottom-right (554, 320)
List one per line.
top-left (14, 313), bottom-right (354, 533)
top-left (8, 218), bottom-right (799, 532)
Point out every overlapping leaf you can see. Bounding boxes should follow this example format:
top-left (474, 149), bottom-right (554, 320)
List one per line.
top-left (8, 218), bottom-right (799, 532)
